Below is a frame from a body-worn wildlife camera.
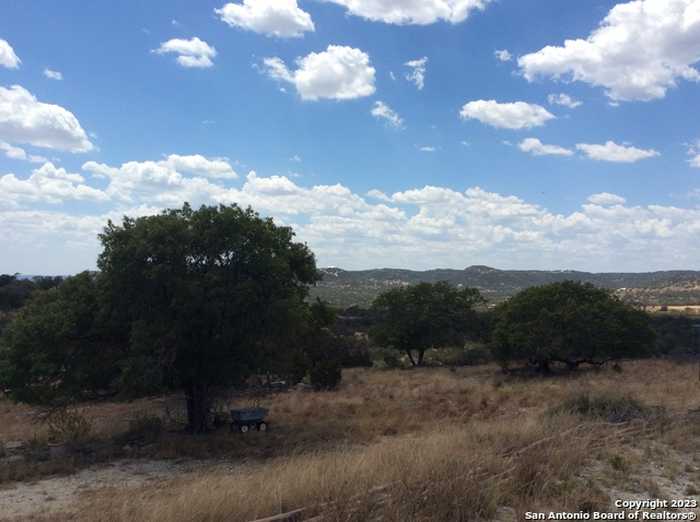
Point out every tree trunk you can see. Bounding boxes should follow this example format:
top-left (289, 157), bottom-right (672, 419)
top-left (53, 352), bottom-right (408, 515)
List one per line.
top-left (537, 359), bottom-right (551, 375)
top-left (417, 350), bottom-right (425, 367)
top-left (185, 383), bottom-right (210, 434)
top-left (405, 350), bottom-right (417, 366)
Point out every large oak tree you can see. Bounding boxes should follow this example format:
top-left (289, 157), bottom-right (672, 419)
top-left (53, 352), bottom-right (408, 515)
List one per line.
top-left (97, 203), bottom-right (318, 432)
top-left (491, 281), bottom-right (654, 373)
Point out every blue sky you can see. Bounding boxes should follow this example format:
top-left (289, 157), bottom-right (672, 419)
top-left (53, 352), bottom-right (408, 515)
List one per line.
top-left (1, 0), bottom-right (700, 274)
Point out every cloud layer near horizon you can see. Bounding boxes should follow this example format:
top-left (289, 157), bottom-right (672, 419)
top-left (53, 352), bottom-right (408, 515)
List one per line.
top-left (2, 156), bottom-right (699, 274)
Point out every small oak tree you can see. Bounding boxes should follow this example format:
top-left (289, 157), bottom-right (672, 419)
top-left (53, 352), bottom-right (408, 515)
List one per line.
top-left (370, 282), bottom-right (485, 366)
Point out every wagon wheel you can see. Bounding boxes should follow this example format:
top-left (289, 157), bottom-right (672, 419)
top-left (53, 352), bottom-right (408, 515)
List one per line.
top-left (240, 424), bottom-right (249, 433)
top-left (258, 422), bottom-right (268, 432)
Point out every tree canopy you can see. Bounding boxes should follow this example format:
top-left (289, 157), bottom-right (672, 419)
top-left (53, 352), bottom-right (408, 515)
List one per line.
top-left (370, 281), bottom-right (485, 366)
top-left (0, 272), bottom-right (121, 405)
top-left (491, 281), bottom-right (655, 372)
top-left (96, 203), bottom-right (319, 431)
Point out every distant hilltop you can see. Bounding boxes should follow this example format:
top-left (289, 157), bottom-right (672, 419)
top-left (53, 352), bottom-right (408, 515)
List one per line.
top-left (311, 266), bottom-right (700, 308)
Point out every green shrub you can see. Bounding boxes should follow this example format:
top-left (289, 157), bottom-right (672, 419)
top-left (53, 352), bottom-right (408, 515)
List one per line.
top-left (551, 392), bottom-right (661, 423)
top-left (117, 414), bottom-right (163, 444)
top-left (309, 358), bottom-right (342, 391)
top-left (382, 352), bottom-right (402, 369)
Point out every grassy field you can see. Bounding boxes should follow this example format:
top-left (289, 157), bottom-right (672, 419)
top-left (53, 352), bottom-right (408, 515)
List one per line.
top-left (2, 360), bottom-right (700, 521)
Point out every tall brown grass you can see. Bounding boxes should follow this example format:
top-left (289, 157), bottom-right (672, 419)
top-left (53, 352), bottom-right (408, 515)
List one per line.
top-left (66, 360), bottom-right (700, 522)
top-left (1, 360), bottom-right (698, 520)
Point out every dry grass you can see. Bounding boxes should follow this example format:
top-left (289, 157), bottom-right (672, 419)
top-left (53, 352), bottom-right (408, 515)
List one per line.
top-left (0, 395), bottom-right (168, 444)
top-left (3, 359), bottom-right (700, 521)
top-left (77, 414), bottom-right (603, 522)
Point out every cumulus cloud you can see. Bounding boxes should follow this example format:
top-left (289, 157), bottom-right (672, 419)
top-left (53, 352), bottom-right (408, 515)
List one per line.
top-left (153, 37), bottom-right (217, 68)
top-left (518, 138), bottom-right (573, 157)
top-left (494, 49), bottom-right (512, 62)
top-left (366, 189), bottom-right (391, 201)
top-left (0, 141), bottom-right (47, 163)
top-left (588, 193), bottom-right (627, 206)
top-left (404, 57), bottom-right (428, 90)
top-left (0, 162), bottom-right (108, 207)
top-left (4, 161), bottom-right (700, 272)
top-left (576, 141), bottom-right (660, 163)
top-left (162, 154), bottom-right (238, 179)
top-left (459, 100), bottom-right (555, 130)
top-left (82, 154), bottom-right (239, 204)
top-left (215, 0), bottom-right (315, 38)
top-left (323, 0), bottom-right (492, 25)
top-left (518, 0), bottom-right (700, 102)
top-left (43, 68), bottom-right (63, 81)
top-left (371, 101), bottom-right (404, 128)
top-left (0, 39), bottom-right (20, 69)
top-left (0, 85), bottom-right (93, 153)
top-left (547, 93), bottom-right (582, 108)
top-left (262, 45), bottom-right (376, 101)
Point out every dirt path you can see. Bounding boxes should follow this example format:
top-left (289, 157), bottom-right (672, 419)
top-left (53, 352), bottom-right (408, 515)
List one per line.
top-left (0, 459), bottom-right (219, 520)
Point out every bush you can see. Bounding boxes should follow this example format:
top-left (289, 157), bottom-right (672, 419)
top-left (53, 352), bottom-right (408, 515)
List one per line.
top-left (117, 414), bottom-right (163, 445)
top-left (550, 392), bottom-right (661, 423)
top-left (309, 358), bottom-right (342, 391)
top-left (339, 335), bottom-right (373, 368)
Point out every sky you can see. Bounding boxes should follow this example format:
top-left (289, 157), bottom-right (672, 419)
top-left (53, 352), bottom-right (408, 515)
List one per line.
top-left (1, 0), bottom-right (700, 274)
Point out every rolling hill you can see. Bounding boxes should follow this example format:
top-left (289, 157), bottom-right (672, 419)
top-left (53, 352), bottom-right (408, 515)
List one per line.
top-left (310, 265), bottom-right (700, 308)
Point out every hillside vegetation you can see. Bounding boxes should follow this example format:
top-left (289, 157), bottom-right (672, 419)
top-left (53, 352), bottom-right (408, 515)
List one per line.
top-left (311, 265), bottom-right (700, 308)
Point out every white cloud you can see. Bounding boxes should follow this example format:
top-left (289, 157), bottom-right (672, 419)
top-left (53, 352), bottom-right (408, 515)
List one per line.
top-left (576, 141), bottom-right (660, 163)
top-left (0, 85), bottom-right (94, 153)
top-left (459, 100), bottom-right (555, 130)
top-left (290, 154), bottom-right (302, 162)
top-left (0, 141), bottom-right (47, 163)
top-left (43, 68), bottom-right (63, 81)
top-left (404, 57), bottom-right (428, 90)
top-left (547, 93), bottom-right (582, 109)
top-left (0, 39), bottom-right (20, 69)
top-left (0, 162), bottom-right (108, 207)
top-left (518, 0), bottom-right (700, 102)
top-left (262, 45), bottom-right (376, 101)
top-left (5, 164), bottom-right (700, 272)
top-left (371, 101), bottom-right (404, 128)
top-left (588, 193), bottom-right (627, 206)
top-left (162, 154), bottom-right (238, 179)
top-left (518, 138), bottom-right (573, 157)
top-left (323, 0), bottom-right (492, 25)
top-left (687, 140), bottom-right (700, 167)
top-left (366, 189), bottom-right (391, 201)
top-left (494, 49), bottom-right (512, 62)
top-left (153, 37), bottom-right (217, 68)
top-left (82, 154), bottom-right (239, 204)
top-left (419, 146), bottom-right (436, 152)
top-left (215, 0), bottom-right (314, 38)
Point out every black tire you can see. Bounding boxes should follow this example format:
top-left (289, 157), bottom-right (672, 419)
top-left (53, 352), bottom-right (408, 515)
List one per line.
top-left (258, 422), bottom-right (268, 432)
